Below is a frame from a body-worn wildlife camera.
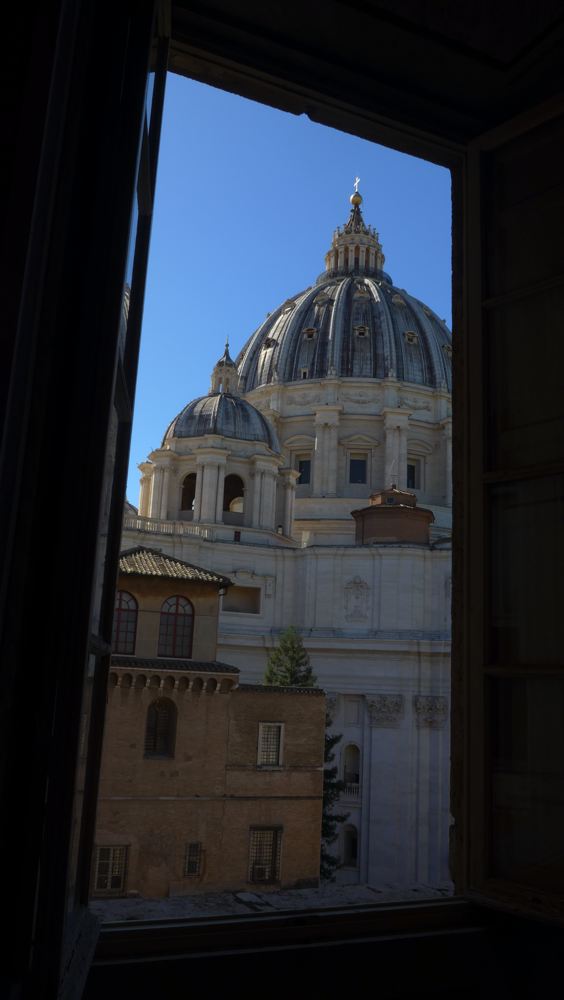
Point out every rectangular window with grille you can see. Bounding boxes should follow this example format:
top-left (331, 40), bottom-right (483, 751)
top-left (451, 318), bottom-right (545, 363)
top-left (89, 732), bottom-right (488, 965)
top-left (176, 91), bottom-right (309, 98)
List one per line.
top-left (185, 842), bottom-right (201, 876)
top-left (257, 722), bottom-right (284, 766)
top-left (92, 845), bottom-right (128, 896)
top-left (249, 827), bottom-right (282, 883)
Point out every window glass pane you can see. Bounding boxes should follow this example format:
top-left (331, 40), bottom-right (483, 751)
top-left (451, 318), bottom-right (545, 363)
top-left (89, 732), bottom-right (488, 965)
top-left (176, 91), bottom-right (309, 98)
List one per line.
top-left (490, 677), bottom-right (564, 893)
top-left (349, 458), bottom-right (367, 484)
top-left (490, 475), bottom-right (564, 665)
top-left (298, 459), bottom-right (311, 484)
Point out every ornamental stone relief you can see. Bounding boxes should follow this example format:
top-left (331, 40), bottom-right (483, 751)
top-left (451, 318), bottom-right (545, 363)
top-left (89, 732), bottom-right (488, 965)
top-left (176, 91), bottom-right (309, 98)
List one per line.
top-left (341, 392), bottom-right (380, 404)
top-left (398, 396), bottom-right (431, 411)
top-left (366, 694), bottom-right (404, 728)
top-left (413, 696), bottom-right (448, 729)
top-left (286, 394), bottom-right (322, 406)
top-left (325, 693), bottom-right (340, 717)
top-left (344, 576), bottom-right (370, 622)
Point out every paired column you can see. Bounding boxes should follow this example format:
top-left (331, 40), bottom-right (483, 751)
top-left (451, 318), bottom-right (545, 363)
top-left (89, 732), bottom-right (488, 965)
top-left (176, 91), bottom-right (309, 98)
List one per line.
top-left (137, 463), bottom-right (152, 516)
top-left (192, 461), bottom-right (204, 521)
top-left (398, 428), bottom-right (409, 491)
top-left (311, 405), bottom-right (343, 497)
top-left (382, 407), bottom-right (410, 488)
top-left (281, 468), bottom-right (300, 537)
top-left (441, 418), bottom-right (453, 505)
top-left (251, 458), bottom-right (281, 530)
top-left (159, 464), bottom-right (172, 520)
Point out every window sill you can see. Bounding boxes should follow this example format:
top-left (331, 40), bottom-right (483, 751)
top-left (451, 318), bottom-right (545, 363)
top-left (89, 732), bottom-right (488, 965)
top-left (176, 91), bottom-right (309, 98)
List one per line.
top-left (92, 897), bottom-right (482, 962)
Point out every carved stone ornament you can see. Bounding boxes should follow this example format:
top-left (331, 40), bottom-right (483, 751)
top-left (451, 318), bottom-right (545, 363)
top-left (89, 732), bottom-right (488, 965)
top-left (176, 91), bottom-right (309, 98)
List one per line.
top-left (398, 396), bottom-right (431, 411)
top-left (344, 576), bottom-right (370, 621)
top-left (413, 695), bottom-right (448, 729)
top-left (325, 693), bottom-right (340, 717)
top-left (286, 394), bottom-right (322, 405)
top-left (341, 392), bottom-right (380, 404)
top-left (366, 694), bottom-right (405, 728)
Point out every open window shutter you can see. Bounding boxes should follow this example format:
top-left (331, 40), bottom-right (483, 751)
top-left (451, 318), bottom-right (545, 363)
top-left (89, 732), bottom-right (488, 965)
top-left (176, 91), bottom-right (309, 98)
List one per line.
top-left (461, 96), bottom-right (564, 921)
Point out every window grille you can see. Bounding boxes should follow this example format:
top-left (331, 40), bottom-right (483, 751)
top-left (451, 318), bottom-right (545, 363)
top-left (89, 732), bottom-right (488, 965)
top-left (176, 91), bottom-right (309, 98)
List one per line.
top-left (249, 828), bottom-right (281, 883)
top-left (185, 842), bottom-right (201, 876)
top-left (259, 723), bottom-right (282, 765)
top-left (92, 845), bottom-right (128, 895)
top-left (112, 590), bottom-right (138, 654)
top-left (157, 595), bottom-right (194, 658)
top-left (144, 699), bottom-right (176, 758)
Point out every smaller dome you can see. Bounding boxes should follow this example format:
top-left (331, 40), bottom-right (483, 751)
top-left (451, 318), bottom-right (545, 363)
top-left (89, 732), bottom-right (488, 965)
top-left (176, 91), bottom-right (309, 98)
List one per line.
top-left (163, 393), bottom-right (279, 451)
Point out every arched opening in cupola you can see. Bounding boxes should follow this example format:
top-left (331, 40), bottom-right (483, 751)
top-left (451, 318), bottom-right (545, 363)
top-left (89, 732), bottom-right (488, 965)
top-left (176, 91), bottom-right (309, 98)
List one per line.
top-left (223, 474), bottom-right (245, 525)
top-left (181, 472), bottom-right (197, 512)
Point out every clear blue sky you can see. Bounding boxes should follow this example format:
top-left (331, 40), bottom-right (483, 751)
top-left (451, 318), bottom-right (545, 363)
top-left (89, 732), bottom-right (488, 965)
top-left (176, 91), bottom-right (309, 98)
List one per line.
top-left (127, 73), bottom-right (452, 504)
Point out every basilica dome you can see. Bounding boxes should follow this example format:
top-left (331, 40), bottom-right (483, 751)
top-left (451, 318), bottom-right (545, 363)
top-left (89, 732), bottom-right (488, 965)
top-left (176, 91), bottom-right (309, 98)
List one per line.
top-left (235, 193), bottom-right (452, 393)
top-left (162, 392), bottom-right (280, 451)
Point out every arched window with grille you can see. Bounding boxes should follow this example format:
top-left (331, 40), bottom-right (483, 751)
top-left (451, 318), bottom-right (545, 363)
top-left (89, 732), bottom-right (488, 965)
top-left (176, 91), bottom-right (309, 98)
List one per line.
top-left (158, 595), bottom-right (194, 658)
top-left (143, 698), bottom-right (176, 759)
top-left (112, 591), bottom-right (138, 654)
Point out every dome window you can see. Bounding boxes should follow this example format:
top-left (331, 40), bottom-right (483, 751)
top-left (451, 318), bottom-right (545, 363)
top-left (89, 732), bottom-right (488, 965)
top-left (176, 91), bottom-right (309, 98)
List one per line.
top-left (404, 330), bottom-right (419, 344)
top-left (301, 368), bottom-right (309, 380)
top-left (423, 305), bottom-right (431, 315)
top-left (442, 343), bottom-right (453, 357)
top-left (282, 299), bottom-right (296, 313)
top-left (302, 327), bottom-right (317, 341)
top-left (354, 325), bottom-right (369, 338)
top-left (392, 294), bottom-right (406, 306)
top-left (263, 338), bottom-right (276, 349)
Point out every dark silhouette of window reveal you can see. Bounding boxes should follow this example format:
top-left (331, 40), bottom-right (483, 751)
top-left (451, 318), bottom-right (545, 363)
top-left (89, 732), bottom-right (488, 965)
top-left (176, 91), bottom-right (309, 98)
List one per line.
top-left (350, 458), bottom-right (367, 484)
top-left (181, 472), bottom-right (197, 510)
top-left (112, 590), bottom-right (138, 654)
top-left (249, 828), bottom-right (282, 883)
top-left (144, 698), bottom-right (176, 758)
top-left (298, 459), bottom-right (311, 484)
top-left (158, 595), bottom-right (194, 658)
top-left (223, 473), bottom-right (245, 512)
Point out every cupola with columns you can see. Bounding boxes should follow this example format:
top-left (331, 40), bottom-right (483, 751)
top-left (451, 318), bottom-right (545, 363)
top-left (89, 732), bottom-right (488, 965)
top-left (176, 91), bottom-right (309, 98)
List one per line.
top-left (210, 339), bottom-right (240, 395)
top-left (323, 180), bottom-right (386, 280)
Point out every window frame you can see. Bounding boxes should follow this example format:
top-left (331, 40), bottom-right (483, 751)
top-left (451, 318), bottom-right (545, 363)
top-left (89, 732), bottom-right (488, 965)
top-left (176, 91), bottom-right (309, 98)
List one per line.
top-left (257, 722), bottom-right (285, 768)
top-left (185, 842), bottom-right (202, 877)
top-left (112, 590), bottom-right (138, 654)
top-left (143, 696), bottom-right (177, 759)
top-left (248, 826), bottom-right (283, 884)
top-left (91, 845), bottom-right (129, 898)
top-left (157, 594), bottom-right (194, 658)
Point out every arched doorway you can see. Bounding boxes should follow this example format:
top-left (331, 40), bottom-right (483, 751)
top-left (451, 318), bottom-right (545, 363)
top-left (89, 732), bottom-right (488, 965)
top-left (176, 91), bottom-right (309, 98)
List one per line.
top-left (223, 473), bottom-right (245, 525)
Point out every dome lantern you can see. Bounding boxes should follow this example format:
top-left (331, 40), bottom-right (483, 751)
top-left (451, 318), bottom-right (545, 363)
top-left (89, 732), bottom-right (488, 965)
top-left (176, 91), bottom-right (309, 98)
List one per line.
top-left (323, 185), bottom-right (386, 279)
top-left (210, 337), bottom-right (239, 395)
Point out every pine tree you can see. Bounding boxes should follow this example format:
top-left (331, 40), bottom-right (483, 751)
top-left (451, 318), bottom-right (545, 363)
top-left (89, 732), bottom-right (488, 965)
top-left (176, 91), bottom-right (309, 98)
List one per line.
top-left (264, 624), bottom-right (348, 882)
top-left (264, 622), bottom-right (316, 687)
top-left (320, 712), bottom-right (349, 882)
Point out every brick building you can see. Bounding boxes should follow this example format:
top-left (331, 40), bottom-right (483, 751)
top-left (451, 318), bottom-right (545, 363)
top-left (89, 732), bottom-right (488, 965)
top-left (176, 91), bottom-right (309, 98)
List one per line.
top-left (93, 547), bottom-right (325, 898)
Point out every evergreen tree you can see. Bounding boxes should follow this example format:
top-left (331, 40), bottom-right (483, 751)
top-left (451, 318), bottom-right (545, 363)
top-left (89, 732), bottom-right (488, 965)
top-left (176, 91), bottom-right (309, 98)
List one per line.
top-left (264, 622), bottom-right (316, 686)
top-left (320, 713), bottom-right (349, 882)
top-left (264, 624), bottom-right (348, 882)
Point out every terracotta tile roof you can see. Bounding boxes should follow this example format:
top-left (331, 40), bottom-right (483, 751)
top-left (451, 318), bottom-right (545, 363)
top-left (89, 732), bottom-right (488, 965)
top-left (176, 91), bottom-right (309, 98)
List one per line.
top-left (119, 546), bottom-right (233, 586)
top-left (111, 655), bottom-right (239, 673)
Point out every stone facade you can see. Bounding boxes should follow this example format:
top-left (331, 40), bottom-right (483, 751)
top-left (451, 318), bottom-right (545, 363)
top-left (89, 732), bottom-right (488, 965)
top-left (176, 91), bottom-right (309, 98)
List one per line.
top-left (94, 565), bottom-right (325, 898)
